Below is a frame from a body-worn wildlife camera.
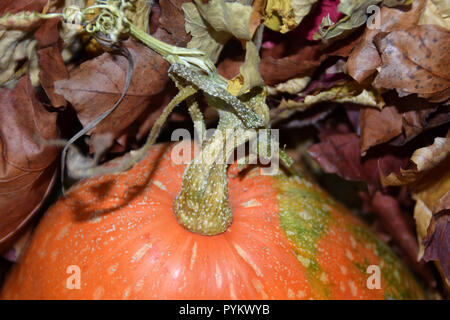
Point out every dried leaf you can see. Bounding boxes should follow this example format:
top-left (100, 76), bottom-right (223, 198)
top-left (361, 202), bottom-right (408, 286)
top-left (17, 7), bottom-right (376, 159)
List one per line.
top-left (195, 0), bottom-right (258, 40)
top-left (381, 94), bottom-right (450, 146)
top-left (37, 46), bottom-right (69, 108)
top-left (227, 41), bottom-right (264, 95)
top-left (305, 83), bottom-right (383, 107)
top-left (373, 24), bottom-right (450, 103)
top-left (182, 2), bottom-right (230, 63)
top-left (422, 213), bottom-right (449, 284)
top-left (308, 127), bottom-right (436, 281)
top-left (360, 105), bottom-right (403, 155)
top-left (0, 11), bottom-right (43, 87)
top-left (419, 0), bottom-right (450, 30)
top-left (412, 157), bottom-right (450, 282)
top-left (259, 43), bottom-right (323, 85)
top-left (0, 76), bottom-right (58, 250)
top-left (309, 132), bottom-right (388, 188)
top-left (126, 0), bottom-right (152, 32)
top-left (267, 76), bottom-right (311, 95)
top-left (381, 136), bottom-right (450, 186)
top-left (314, 0), bottom-right (382, 40)
top-left (264, 0), bottom-right (318, 33)
top-left (158, 0), bottom-right (191, 46)
top-left (0, 0), bottom-right (47, 16)
top-left (277, 82), bottom-right (385, 114)
top-left (347, 0), bottom-right (426, 83)
top-left (54, 39), bottom-right (170, 152)
top-left (370, 191), bottom-right (430, 278)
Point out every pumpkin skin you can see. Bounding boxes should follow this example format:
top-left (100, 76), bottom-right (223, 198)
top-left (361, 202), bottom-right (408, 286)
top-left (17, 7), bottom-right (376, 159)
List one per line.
top-left (1, 142), bottom-right (425, 299)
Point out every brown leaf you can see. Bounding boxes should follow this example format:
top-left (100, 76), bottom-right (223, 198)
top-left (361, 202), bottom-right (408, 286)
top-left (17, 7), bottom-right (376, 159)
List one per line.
top-left (308, 126), bottom-right (436, 283)
top-left (360, 106), bottom-right (403, 155)
top-left (54, 39), bottom-right (170, 152)
top-left (382, 135), bottom-right (450, 186)
top-left (308, 130), bottom-right (408, 191)
top-left (370, 191), bottom-right (434, 283)
top-left (0, 76), bottom-right (59, 251)
top-left (422, 212), bottom-right (449, 283)
top-left (37, 46), bottom-right (69, 108)
top-left (347, 0), bottom-right (426, 83)
top-left (260, 43), bottom-right (323, 86)
top-left (33, 17), bottom-right (61, 49)
top-left (373, 24), bottom-right (450, 103)
top-left (0, 0), bottom-right (48, 15)
top-left (382, 93), bottom-right (450, 146)
top-left (218, 36), bottom-right (323, 85)
top-left (158, 0), bottom-right (191, 46)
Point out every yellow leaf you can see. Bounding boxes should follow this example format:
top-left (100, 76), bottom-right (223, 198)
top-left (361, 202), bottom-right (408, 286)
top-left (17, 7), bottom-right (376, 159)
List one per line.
top-left (265, 0), bottom-right (318, 33)
top-left (419, 0), bottom-right (450, 30)
top-left (381, 136), bottom-right (450, 186)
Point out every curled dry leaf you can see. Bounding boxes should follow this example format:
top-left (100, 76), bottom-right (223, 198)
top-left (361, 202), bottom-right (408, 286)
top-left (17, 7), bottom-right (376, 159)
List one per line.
top-left (0, 0), bottom-right (48, 16)
top-left (414, 158), bottom-right (450, 283)
top-left (227, 41), bottom-right (264, 96)
top-left (418, 0), bottom-right (450, 30)
top-left (308, 130), bottom-right (408, 191)
top-left (369, 191), bottom-right (433, 282)
top-left (37, 46), bottom-right (69, 108)
top-left (126, 0), bottom-right (153, 32)
top-left (359, 100), bottom-right (449, 154)
top-left (264, 0), bottom-right (318, 33)
top-left (272, 80), bottom-right (384, 124)
top-left (260, 43), bottom-right (323, 85)
top-left (347, 0), bottom-right (426, 83)
top-left (34, 16), bottom-right (69, 108)
top-left (195, 0), bottom-right (259, 41)
top-left (313, 0), bottom-right (407, 40)
top-left (0, 76), bottom-right (59, 251)
top-left (373, 24), bottom-right (450, 103)
top-left (54, 39), bottom-right (170, 153)
top-left (422, 212), bottom-right (449, 286)
top-left (381, 135), bottom-right (450, 186)
top-left (360, 106), bottom-right (403, 155)
top-left (381, 134), bottom-right (450, 282)
top-left (182, 1), bottom-right (230, 63)
top-left (158, 0), bottom-right (191, 46)
top-left (183, 0), bottom-right (262, 64)
top-left (308, 127), bottom-right (435, 282)
top-left (0, 11), bottom-right (43, 87)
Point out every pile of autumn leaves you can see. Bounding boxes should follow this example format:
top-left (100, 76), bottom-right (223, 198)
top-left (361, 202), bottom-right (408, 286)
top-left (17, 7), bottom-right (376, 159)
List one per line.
top-left (0, 0), bottom-right (448, 292)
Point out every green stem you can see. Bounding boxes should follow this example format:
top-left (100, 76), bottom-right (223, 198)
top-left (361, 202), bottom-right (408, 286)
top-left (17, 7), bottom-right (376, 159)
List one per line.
top-left (128, 23), bottom-right (216, 76)
top-left (174, 112), bottom-right (251, 235)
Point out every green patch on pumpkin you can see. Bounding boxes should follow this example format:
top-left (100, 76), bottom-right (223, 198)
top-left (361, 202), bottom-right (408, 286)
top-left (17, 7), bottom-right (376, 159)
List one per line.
top-left (348, 224), bottom-right (426, 300)
top-left (274, 172), bottom-right (426, 300)
top-left (275, 174), bottom-right (336, 299)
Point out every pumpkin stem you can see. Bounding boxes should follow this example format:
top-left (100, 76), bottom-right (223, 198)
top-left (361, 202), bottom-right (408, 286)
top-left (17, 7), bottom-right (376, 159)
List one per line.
top-left (174, 112), bottom-right (248, 235)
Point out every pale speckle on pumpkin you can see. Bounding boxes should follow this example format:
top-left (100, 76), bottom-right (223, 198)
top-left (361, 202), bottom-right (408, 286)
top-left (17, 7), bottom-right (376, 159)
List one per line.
top-left (122, 286), bottom-right (131, 300)
top-left (348, 280), bottom-right (358, 297)
top-left (340, 265), bottom-right (348, 275)
top-left (131, 243), bottom-right (152, 263)
top-left (251, 278), bottom-right (268, 299)
top-left (189, 242), bottom-right (198, 271)
top-left (93, 286), bottom-right (105, 300)
top-left (107, 263), bottom-right (118, 275)
top-left (215, 263), bottom-right (223, 289)
top-left (234, 243), bottom-right (263, 278)
top-left (241, 199), bottom-right (262, 208)
top-left (320, 272), bottom-right (329, 284)
top-left (346, 249), bottom-right (354, 261)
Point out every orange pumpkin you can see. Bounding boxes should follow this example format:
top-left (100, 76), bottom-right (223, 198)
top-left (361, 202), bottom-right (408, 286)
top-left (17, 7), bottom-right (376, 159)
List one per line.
top-left (1, 142), bottom-right (425, 299)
